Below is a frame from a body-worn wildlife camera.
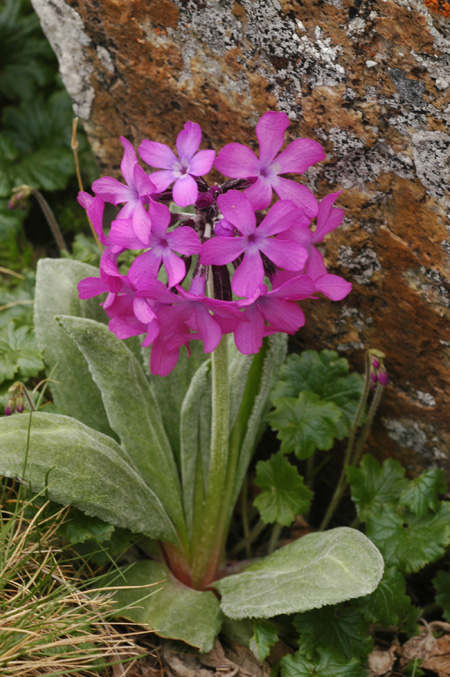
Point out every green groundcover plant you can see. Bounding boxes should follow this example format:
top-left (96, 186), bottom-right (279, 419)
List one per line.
top-left (1, 113), bottom-right (393, 655)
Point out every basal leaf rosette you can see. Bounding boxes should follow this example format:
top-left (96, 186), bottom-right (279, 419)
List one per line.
top-left (76, 112), bottom-right (352, 375)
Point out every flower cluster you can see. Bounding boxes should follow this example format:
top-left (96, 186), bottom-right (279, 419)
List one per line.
top-left (78, 112), bottom-right (351, 376)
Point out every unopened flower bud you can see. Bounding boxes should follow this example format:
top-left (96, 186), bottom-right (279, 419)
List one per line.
top-left (4, 404), bottom-right (13, 416)
top-left (378, 368), bottom-right (388, 386)
top-left (15, 394), bottom-right (24, 413)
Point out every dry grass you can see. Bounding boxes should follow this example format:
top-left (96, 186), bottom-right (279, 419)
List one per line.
top-left (0, 479), bottom-right (148, 677)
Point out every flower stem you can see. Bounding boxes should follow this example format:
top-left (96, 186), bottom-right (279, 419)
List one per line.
top-left (190, 336), bottom-right (230, 588)
top-left (319, 352), bottom-right (371, 531)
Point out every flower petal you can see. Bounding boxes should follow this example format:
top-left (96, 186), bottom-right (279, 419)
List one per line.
top-left (148, 200), bottom-right (171, 239)
top-left (133, 295), bottom-right (157, 324)
top-left (109, 218), bottom-right (144, 249)
top-left (260, 297), bottom-right (305, 333)
top-left (168, 226), bottom-right (202, 255)
top-left (92, 176), bottom-right (134, 205)
top-left (234, 304), bottom-right (265, 354)
top-left (77, 277), bottom-right (109, 299)
top-left (172, 174), bottom-right (198, 207)
top-left (273, 177), bottom-right (319, 217)
top-left (313, 191), bottom-right (344, 242)
top-left (214, 143), bottom-right (260, 178)
top-left (189, 149), bottom-right (216, 176)
top-left (256, 200), bottom-right (298, 237)
top-left (131, 201), bottom-right (152, 245)
top-left (139, 139), bottom-right (178, 169)
top-left (306, 245), bottom-right (327, 280)
top-left (109, 314), bottom-right (147, 339)
top-left (146, 169), bottom-right (177, 192)
top-left (243, 177), bottom-right (273, 210)
top-left (120, 136), bottom-right (138, 186)
top-left (232, 250), bottom-right (264, 298)
top-left (162, 249), bottom-right (186, 287)
top-left (193, 304), bottom-right (222, 353)
top-left (217, 190), bottom-right (256, 234)
top-left (176, 121), bottom-right (202, 161)
top-left (276, 138), bottom-right (326, 174)
top-left (201, 235), bottom-right (246, 265)
top-left (314, 274), bottom-right (352, 301)
top-left (259, 237), bottom-right (308, 271)
top-left (129, 250), bottom-right (161, 289)
top-left (256, 111), bottom-right (290, 164)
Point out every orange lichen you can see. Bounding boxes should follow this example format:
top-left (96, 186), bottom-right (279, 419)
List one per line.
top-left (424, 0), bottom-right (450, 17)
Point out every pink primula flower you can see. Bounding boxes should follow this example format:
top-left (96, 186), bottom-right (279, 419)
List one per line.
top-left (92, 137), bottom-right (157, 243)
top-left (214, 111), bottom-right (325, 214)
top-left (201, 191), bottom-right (308, 298)
top-left (139, 122), bottom-right (215, 208)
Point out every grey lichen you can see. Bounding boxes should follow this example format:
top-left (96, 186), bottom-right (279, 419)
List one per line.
top-left (338, 245), bottom-right (381, 285)
top-left (412, 131), bottom-right (450, 200)
top-left (30, 0), bottom-right (94, 119)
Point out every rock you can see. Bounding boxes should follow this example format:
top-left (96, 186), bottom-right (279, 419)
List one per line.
top-left (31, 0), bottom-right (450, 474)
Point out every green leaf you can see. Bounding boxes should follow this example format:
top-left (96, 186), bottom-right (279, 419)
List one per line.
top-left (348, 455), bottom-right (408, 521)
top-left (34, 258), bottom-right (113, 437)
top-left (254, 453), bottom-right (313, 526)
top-left (0, 322), bottom-right (43, 383)
top-left (399, 468), bottom-right (447, 516)
top-left (366, 503), bottom-right (450, 573)
top-left (280, 648), bottom-right (364, 677)
top-left (249, 619), bottom-right (279, 662)
top-left (231, 333), bottom-right (288, 515)
top-left (58, 315), bottom-right (186, 543)
top-left (0, 411), bottom-right (177, 543)
top-left (293, 605), bottom-right (372, 660)
top-left (271, 350), bottom-right (364, 438)
top-left (180, 358), bottom-right (212, 536)
top-left (58, 509), bottom-right (115, 545)
top-left (0, 0), bottom-right (56, 101)
top-left (148, 341), bottom-right (210, 462)
top-left (433, 570), bottom-right (450, 622)
top-left (109, 560), bottom-right (222, 653)
top-left (215, 527), bottom-right (384, 619)
top-left (356, 566), bottom-right (412, 627)
top-left (267, 392), bottom-right (342, 459)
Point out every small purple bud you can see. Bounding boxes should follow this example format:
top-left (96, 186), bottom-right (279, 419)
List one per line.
top-left (378, 368), bottom-right (388, 386)
top-left (4, 405), bottom-right (13, 416)
top-left (15, 395), bottom-right (24, 413)
top-left (372, 357), bottom-right (380, 369)
top-left (196, 193), bottom-right (214, 209)
top-left (370, 371), bottom-right (378, 383)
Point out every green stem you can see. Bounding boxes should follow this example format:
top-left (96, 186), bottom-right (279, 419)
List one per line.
top-left (350, 383), bottom-right (384, 468)
top-left (30, 187), bottom-right (68, 254)
top-left (267, 523), bottom-right (283, 555)
top-left (241, 477), bottom-right (251, 559)
top-left (229, 519), bottom-right (267, 557)
top-left (190, 337), bottom-right (230, 588)
top-left (319, 353), bottom-right (371, 531)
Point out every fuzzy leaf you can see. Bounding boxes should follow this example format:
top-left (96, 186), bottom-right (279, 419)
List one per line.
top-left (146, 341), bottom-right (209, 462)
top-left (109, 560), bottom-right (222, 653)
top-left (34, 258), bottom-right (113, 437)
top-left (356, 566), bottom-right (412, 627)
top-left (348, 454), bottom-right (409, 521)
top-left (180, 358), bottom-right (211, 536)
top-left (215, 527), bottom-right (384, 619)
top-left (366, 503), bottom-right (450, 573)
top-left (433, 570), bottom-right (450, 622)
top-left (271, 350), bottom-right (364, 438)
top-left (293, 605), bottom-right (372, 660)
top-left (280, 648), bottom-right (364, 677)
top-left (0, 412), bottom-right (177, 543)
top-left (57, 315), bottom-right (186, 542)
top-left (267, 392), bottom-right (342, 459)
top-left (254, 453), bottom-right (313, 526)
top-left (231, 334), bottom-right (288, 515)
top-left (0, 322), bottom-right (43, 383)
top-left (399, 468), bottom-right (446, 517)
top-left (249, 619), bottom-right (279, 662)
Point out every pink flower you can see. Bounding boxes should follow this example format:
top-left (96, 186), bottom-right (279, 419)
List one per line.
top-left (214, 111), bottom-right (325, 214)
top-left (201, 191), bottom-right (308, 298)
top-left (91, 137), bottom-right (156, 243)
top-left (139, 122), bottom-right (215, 207)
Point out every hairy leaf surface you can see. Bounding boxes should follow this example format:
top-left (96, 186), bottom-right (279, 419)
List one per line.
top-left (215, 527), bottom-right (383, 619)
